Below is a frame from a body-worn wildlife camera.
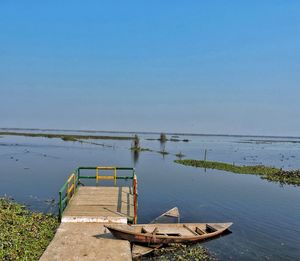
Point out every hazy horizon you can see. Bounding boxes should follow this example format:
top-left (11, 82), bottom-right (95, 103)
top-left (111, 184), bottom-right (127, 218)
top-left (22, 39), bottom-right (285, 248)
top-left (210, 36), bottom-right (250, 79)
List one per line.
top-left (2, 126), bottom-right (300, 139)
top-left (1, 1), bottom-right (300, 136)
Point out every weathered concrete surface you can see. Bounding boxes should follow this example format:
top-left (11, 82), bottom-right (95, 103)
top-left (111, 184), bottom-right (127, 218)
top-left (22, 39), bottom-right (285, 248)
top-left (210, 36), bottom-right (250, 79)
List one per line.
top-left (62, 186), bottom-right (134, 223)
top-left (41, 186), bottom-right (135, 260)
top-left (40, 223), bottom-right (132, 261)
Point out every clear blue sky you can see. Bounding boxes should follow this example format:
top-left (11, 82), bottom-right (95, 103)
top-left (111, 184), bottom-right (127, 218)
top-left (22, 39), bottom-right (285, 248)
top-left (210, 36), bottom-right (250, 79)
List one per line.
top-left (1, 1), bottom-right (300, 136)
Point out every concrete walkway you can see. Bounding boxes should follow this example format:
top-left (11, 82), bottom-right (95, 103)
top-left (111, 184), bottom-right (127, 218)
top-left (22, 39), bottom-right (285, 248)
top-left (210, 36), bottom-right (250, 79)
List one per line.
top-left (40, 223), bottom-right (132, 261)
top-left (40, 186), bottom-right (134, 260)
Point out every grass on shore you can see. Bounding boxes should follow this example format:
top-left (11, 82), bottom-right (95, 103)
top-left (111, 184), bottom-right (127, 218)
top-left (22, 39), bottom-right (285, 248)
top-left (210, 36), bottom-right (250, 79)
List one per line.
top-left (0, 131), bottom-right (133, 141)
top-left (0, 198), bottom-right (58, 260)
top-left (174, 159), bottom-right (300, 186)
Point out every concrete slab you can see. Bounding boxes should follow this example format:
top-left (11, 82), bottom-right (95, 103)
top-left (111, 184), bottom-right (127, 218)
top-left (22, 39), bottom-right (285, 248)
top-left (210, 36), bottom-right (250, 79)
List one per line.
top-left (40, 223), bottom-right (132, 261)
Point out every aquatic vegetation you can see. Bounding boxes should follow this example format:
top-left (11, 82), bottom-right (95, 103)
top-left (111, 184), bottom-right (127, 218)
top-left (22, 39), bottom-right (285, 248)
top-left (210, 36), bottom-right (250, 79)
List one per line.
top-left (140, 148), bottom-right (153, 152)
top-left (149, 244), bottom-right (214, 261)
top-left (61, 136), bottom-right (78, 142)
top-left (175, 152), bottom-right (185, 159)
top-left (159, 150), bottom-right (169, 155)
top-left (262, 170), bottom-right (300, 185)
top-left (0, 131), bottom-right (133, 141)
top-left (175, 159), bottom-right (279, 175)
top-left (130, 147), bottom-right (153, 152)
top-left (174, 159), bottom-right (300, 186)
top-left (0, 198), bottom-right (58, 260)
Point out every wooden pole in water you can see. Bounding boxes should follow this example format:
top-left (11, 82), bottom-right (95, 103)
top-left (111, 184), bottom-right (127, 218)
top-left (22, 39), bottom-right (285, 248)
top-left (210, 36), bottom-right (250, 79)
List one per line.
top-left (204, 149), bottom-right (207, 173)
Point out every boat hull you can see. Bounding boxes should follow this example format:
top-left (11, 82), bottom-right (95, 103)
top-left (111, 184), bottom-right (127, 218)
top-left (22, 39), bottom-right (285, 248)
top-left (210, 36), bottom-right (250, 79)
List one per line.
top-left (105, 223), bottom-right (232, 244)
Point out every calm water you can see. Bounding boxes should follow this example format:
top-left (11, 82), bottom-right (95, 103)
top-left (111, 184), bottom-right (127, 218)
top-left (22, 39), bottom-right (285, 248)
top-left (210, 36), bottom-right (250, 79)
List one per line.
top-left (0, 131), bottom-right (300, 260)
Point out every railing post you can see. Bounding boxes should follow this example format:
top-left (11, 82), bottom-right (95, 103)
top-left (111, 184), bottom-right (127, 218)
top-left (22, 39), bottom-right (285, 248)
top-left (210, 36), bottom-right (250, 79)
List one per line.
top-left (58, 191), bottom-right (62, 221)
top-left (133, 174), bottom-right (138, 224)
top-left (114, 167), bottom-right (117, 186)
top-left (77, 168), bottom-right (80, 184)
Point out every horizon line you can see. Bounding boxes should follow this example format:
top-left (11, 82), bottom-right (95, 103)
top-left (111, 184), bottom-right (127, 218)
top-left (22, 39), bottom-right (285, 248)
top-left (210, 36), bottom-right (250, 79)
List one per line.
top-left (0, 127), bottom-right (299, 140)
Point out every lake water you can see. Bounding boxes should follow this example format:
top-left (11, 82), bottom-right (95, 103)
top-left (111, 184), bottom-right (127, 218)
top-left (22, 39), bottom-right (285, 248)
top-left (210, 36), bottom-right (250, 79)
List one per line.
top-left (0, 131), bottom-right (300, 260)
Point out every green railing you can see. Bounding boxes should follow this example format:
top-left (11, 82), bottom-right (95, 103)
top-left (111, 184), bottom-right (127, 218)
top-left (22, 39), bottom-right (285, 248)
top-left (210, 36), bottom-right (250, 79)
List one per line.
top-left (58, 166), bottom-right (137, 223)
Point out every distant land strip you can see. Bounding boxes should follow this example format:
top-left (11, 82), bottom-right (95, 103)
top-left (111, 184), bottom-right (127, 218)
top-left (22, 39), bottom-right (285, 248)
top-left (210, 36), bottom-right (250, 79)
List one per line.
top-left (1, 127), bottom-right (300, 139)
top-left (175, 159), bottom-right (300, 186)
top-left (0, 131), bottom-right (133, 141)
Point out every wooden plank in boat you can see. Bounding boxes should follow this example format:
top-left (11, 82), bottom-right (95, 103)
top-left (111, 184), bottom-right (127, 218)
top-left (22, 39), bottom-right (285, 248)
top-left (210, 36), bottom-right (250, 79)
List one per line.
top-left (196, 227), bottom-right (206, 235)
top-left (183, 224), bottom-right (198, 236)
top-left (141, 225), bottom-right (195, 236)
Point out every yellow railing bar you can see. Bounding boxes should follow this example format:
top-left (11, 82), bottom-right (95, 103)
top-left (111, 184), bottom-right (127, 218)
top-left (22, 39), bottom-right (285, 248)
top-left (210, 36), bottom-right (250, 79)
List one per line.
top-left (67, 173), bottom-right (76, 199)
top-left (97, 176), bottom-right (114, 180)
top-left (96, 166), bottom-right (117, 185)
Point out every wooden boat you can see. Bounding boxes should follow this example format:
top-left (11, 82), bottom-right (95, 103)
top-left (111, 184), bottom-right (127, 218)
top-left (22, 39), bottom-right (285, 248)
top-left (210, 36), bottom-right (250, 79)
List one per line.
top-left (131, 207), bottom-right (180, 259)
top-left (105, 222), bottom-right (233, 244)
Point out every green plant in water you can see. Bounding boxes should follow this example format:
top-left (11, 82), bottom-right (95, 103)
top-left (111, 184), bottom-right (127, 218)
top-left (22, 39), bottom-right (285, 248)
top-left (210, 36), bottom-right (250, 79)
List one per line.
top-left (174, 159), bottom-right (300, 186)
top-left (150, 244), bottom-right (214, 261)
top-left (159, 150), bottom-right (169, 155)
top-left (61, 136), bottom-right (77, 142)
top-left (0, 198), bottom-right (58, 260)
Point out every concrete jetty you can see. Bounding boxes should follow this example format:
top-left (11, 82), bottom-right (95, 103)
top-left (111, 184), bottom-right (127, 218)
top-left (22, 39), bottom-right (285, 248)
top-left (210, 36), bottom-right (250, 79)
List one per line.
top-left (40, 166), bottom-right (137, 261)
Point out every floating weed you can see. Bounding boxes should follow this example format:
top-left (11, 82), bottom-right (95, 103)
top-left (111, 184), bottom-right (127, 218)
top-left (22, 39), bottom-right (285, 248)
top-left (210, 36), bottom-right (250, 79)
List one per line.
top-left (174, 159), bottom-right (300, 186)
top-left (148, 244), bottom-right (214, 261)
top-left (0, 198), bottom-right (58, 260)
top-left (159, 150), bottom-right (169, 155)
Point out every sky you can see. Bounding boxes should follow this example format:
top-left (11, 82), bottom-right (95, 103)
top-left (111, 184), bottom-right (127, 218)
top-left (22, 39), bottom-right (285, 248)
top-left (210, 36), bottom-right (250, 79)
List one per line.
top-left (1, 1), bottom-right (300, 136)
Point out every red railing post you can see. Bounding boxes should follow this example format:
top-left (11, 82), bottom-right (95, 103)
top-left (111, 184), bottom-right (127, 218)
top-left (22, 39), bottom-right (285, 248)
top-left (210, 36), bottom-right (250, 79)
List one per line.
top-left (133, 174), bottom-right (138, 224)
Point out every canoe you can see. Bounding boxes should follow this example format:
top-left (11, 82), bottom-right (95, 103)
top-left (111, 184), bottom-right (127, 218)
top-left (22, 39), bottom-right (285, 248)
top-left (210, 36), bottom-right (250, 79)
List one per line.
top-left (131, 207), bottom-right (181, 259)
top-left (105, 222), bottom-right (232, 244)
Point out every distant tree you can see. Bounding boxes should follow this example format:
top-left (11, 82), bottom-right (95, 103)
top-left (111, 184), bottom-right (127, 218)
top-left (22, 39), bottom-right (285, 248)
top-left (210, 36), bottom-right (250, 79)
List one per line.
top-left (160, 133), bottom-right (167, 142)
top-left (131, 134), bottom-right (140, 150)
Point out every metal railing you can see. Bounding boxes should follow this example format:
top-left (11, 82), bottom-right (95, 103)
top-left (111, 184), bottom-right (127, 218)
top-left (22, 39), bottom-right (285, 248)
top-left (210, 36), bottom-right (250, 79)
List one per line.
top-left (58, 166), bottom-right (138, 223)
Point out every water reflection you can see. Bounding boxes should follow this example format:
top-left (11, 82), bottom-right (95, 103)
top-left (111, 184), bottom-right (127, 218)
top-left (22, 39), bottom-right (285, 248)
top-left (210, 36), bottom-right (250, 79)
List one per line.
top-left (159, 138), bottom-right (166, 152)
